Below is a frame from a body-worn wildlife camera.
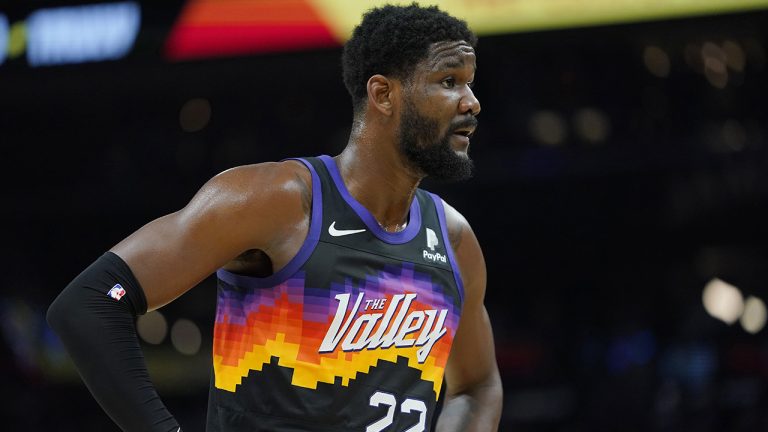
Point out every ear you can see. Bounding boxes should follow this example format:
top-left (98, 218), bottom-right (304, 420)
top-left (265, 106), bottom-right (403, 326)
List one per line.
top-left (366, 74), bottom-right (398, 117)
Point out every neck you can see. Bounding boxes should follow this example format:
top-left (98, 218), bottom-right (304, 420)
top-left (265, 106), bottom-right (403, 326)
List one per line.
top-left (335, 118), bottom-right (422, 232)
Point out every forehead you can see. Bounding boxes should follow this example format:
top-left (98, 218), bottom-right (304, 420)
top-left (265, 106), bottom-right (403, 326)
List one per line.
top-left (422, 40), bottom-right (476, 72)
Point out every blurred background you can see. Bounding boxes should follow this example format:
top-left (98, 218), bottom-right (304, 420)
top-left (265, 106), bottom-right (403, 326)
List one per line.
top-left (2, 0), bottom-right (768, 430)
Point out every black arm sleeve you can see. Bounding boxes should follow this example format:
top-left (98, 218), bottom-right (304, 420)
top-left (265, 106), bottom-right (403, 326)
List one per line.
top-left (47, 252), bottom-right (181, 432)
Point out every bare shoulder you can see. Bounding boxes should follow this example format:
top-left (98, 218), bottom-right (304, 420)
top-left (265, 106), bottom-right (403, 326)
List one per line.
top-left (185, 159), bottom-right (313, 249)
top-left (200, 160), bottom-right (311, 215)
top-left (438, 198), bottom-right (473, 253)
top-left (436, 197), bottom-right (487, 302)
top-left (110, 159), bottom-right (314, 308)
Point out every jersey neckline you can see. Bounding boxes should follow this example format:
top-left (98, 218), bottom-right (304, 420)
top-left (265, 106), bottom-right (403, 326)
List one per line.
top-left (319, 155), bottom-right (421, 245)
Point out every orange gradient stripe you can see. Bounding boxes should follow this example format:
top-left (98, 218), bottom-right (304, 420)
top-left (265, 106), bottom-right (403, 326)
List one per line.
top-left (213, 292), bottom-right (454, 397)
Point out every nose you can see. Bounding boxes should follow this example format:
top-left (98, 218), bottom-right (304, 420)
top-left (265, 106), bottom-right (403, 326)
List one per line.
top-left (459, 86), bottom-right (481, 116)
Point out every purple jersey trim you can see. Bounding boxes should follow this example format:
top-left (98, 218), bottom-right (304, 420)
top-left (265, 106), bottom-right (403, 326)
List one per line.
top-left (216, 158), bottom-right (322, 289)
top-left (429, 193), bottom-right (465, 304)
top-left (318, 155), bottom-right (421, 245)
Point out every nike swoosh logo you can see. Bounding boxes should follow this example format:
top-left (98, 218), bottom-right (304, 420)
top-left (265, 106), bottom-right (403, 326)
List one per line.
top-left (328, 221), bottom-right (366, 237)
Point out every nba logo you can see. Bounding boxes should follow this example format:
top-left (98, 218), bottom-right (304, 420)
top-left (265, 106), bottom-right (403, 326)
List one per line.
top-left (426, 228), bottom-right (439, 251)
top-left (107, 284), bottom-right (126, 301)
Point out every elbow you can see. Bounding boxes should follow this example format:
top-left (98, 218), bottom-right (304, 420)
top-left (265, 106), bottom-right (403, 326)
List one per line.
top-left (47, 286), bottom-right (84, 340)
top-left (482, 368), bottom-right (504, 406)
top-left (46, 292), bottom-right (69, 336)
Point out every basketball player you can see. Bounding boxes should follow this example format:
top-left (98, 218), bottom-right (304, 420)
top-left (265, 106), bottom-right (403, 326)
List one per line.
top-left (48, 4), bottom-right (502, 431)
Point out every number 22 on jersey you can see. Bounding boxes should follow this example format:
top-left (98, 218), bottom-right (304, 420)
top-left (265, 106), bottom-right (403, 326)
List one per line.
top-left (367, 391), bottom-right (428, 432)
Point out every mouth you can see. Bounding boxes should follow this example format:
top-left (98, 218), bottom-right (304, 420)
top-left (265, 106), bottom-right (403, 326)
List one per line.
top-left (452, 129), bottom-right (472, 138)
top-left (451, 123), bottom-right (477, 139)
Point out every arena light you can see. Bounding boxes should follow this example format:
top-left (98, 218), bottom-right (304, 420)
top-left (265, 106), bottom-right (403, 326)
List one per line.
top-left (702, 278), bottom-right (744, 324)
top-left (179, 98), bottom-right (213, 133)
top-left (573, 108), bottom-right (610, 145)
top-left (0, 14), bottom-right (7, 65)
top-left (740, 296), bottom-right (767, 334)
top-left (171, 319), bottom-right (202, 355)
top-left (137, 311), bottom-right (168, 345)
top-left (722, 41), bottom-right (746, 71)
top-left (643, 46), bottom-right (671, 78)
top-left (26, 2), bottom-right (140, 67)
top-left (529, 111), bottom-right (567, 147)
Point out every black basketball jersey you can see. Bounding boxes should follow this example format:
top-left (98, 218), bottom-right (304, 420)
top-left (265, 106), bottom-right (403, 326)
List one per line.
top-left (206, 155), bottom-right (464, 431)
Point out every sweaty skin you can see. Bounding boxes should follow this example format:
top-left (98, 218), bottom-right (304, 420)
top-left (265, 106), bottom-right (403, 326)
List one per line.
top-left (111, 40), bottom-right (502, 430)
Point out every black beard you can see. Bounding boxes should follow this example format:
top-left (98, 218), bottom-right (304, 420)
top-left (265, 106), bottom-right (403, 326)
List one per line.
top-left (399, 100), bottom-right (475, 182)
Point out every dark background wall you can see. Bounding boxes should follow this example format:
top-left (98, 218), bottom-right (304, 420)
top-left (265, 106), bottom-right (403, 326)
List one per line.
top-left (1, 4), bottom-right (768, 431)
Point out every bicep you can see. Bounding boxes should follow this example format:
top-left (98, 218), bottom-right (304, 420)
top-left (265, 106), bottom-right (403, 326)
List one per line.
top-left (444, 267), bottom-right (498, 396)
top-left (110, 163), bottom-right (307, 310)
top-left (110, 209), bottom-right (247, 310)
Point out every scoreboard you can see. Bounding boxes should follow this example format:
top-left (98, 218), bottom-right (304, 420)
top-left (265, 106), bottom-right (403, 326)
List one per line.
top-left (165, 0), bottom-right (768, 60)
top-left (1, 0), bottom-right (767, 67)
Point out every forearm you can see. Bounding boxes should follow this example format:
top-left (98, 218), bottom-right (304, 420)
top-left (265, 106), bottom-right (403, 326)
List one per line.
top-left (436, 376), bottom-right (503, 432)
top-left (47, 253), bottom-right (180, 432)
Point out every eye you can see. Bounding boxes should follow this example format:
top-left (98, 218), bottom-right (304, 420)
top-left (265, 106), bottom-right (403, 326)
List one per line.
top-left (467, 80), bottom-right (475, 89)
top-left (441, 77), bottom-right (456, 89)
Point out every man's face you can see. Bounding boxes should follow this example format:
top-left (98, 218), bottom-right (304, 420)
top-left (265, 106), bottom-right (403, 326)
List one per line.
top-left (398, 40), bottom-right (480, 182)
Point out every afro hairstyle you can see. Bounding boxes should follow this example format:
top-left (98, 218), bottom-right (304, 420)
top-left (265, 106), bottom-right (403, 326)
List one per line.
top-left (342, 3), bottom-right (477, 112)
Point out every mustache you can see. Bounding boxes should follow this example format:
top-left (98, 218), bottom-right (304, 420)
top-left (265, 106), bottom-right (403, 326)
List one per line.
top-left (450, 116), bottom-right (479, 133)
